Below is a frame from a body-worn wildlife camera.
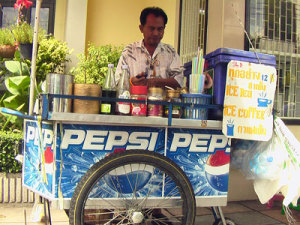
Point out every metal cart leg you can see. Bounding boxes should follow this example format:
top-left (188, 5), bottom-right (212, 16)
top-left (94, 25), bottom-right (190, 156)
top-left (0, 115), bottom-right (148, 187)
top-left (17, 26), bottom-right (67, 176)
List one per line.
top-left (47, 199), bottom-right (52, 225)
top-left (217, 207), bottom-right (227, 225)
top-left (43, 198), bottom-right (48, 225)
top-left (212, 206), bottom-right (236, 225)
top-left (43, 198), bottom-right (52, 225)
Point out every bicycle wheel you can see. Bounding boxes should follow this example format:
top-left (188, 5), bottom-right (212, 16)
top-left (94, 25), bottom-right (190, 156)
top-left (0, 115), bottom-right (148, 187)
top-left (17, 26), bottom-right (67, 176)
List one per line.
top-left (69, 150), bottom-right (196, 225)
top-left (213, 218), bottom-right (236, 225)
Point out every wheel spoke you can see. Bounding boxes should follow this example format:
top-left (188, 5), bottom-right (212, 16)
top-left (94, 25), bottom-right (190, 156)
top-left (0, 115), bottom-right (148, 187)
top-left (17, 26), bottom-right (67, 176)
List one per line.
top-left (69, 150), bottom-right (195, 225)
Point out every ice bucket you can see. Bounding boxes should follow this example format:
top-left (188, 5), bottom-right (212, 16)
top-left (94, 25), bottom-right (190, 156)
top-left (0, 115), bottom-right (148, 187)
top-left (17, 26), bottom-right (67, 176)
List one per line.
top-left (46, 73), bottom-right (74, 112)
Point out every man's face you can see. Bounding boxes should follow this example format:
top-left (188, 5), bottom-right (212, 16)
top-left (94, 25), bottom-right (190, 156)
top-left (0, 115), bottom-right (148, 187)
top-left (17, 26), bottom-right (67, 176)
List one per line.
top-left (139, 14), bottom-right (165, 47)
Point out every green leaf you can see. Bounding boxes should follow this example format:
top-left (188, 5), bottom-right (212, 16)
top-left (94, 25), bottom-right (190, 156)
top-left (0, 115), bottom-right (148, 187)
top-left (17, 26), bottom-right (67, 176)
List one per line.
top-left (5, 78), bottom-right (20, 95)
top-left (4, 61), bottom-right (29, 76)
top-left (3, 95), bottom-right (19, 108)
top-left (5, 76), bottom-right (30, 95)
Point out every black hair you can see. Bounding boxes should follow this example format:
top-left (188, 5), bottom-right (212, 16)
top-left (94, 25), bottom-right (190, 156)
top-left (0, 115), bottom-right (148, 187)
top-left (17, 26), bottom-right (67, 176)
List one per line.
top-left (140, 7), bottom-right (168, 26)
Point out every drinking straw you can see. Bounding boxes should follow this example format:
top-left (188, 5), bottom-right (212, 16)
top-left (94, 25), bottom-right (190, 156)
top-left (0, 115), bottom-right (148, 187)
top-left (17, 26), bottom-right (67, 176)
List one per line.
top-left (193, 57), bottom-right (197, 74)
top-left (196, 73), bottom-right (198, 93)
top-left (197, 49), bottom-right (203, 75)
top-left (196, 47), bottom-right (200, 74)
top-left (189, 74), bottom-right (191, 92)
top-left (200, 58), bottom-right (205, 75)
top-left (189, 48), bottom-right (206, 93)
top-left (191, 57), bottom-right (194, 74)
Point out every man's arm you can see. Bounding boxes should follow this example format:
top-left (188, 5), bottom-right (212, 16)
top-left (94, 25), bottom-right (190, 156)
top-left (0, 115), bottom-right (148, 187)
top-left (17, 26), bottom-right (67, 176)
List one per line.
top-left (147, 77), bottom-right (181, 89)
top-left (130, 76), bottom-right (181, 89)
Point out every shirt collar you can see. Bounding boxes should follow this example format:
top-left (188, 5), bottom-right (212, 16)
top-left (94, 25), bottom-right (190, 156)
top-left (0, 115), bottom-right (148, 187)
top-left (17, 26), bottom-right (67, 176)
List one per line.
top-left (138, 40), bottom-right (165, 56)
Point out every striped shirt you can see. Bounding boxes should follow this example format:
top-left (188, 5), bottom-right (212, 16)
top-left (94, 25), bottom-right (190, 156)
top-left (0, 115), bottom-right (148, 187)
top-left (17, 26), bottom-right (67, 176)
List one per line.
top-left (115, 40), bottom-right (184, 87)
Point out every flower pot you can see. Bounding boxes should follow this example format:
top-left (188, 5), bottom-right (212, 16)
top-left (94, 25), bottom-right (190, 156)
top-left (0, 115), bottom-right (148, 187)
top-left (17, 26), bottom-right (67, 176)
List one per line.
top-left (0, 45), bottom-right (16, 58)
top-left (73, 83), bottom-right (101, 114)
top-left (19, 43), bottom-right (38, 60)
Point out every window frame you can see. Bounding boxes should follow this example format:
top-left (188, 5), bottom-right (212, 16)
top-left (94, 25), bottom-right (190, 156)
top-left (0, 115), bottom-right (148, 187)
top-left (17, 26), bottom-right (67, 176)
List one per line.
top-left (245, 0), bottom-right (300, 123)
top-left (0, 0), bottom-right (55, 34)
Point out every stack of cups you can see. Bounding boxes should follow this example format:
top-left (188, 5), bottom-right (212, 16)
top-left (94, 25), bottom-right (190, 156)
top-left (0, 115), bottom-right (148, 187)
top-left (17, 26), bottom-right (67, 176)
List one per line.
top-left (189, 74), bottom-right (206, 94)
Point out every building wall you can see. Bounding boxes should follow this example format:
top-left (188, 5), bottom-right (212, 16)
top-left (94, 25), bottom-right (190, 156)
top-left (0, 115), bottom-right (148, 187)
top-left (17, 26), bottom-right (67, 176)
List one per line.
top-left (85, 0), bottom-right (180, 49)
top-left (53, 0), bottom-right (67, 41)
top-left (54, 0), bottom-right (180, 69)
top-left (206, 0), bottom-right (245, 53)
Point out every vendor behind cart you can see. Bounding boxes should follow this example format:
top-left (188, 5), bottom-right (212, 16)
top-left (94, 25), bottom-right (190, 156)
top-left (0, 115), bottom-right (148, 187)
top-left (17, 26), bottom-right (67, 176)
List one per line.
top-left (115, 7), bottom-right (184, 89)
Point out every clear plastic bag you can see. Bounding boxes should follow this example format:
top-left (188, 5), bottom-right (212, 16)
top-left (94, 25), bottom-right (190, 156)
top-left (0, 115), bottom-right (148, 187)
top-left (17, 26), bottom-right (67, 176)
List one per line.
top-left (231, 132), bottom-right (288, 180)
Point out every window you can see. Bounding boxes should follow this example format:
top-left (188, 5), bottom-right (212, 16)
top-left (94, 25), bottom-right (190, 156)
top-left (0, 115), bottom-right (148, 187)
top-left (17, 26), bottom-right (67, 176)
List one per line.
top-left (179, 0), bottom-right (207, 64)
top-left (246, 0), bottom-right (300, 119)
top-left (0, 0), bottom-right (56, 34)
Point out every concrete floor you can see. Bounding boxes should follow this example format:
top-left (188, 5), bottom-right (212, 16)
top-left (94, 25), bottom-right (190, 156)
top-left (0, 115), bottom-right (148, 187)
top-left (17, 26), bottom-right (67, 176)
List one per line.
top-left (0, 199), bottom-right (299, 225)
top-left (196, 200), bottom-right (300, 225)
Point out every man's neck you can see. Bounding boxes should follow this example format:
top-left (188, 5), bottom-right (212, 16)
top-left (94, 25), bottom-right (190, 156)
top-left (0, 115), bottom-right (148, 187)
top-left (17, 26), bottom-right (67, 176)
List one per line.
top-left (143, 42), bottom-right (158, 57)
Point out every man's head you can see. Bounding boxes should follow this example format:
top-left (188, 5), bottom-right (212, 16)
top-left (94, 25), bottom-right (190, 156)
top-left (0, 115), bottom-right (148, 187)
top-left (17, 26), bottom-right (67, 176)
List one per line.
top-left (140, 7), bottom-right (168, 26)
top-left (139, 7), bottom-right (168, 48)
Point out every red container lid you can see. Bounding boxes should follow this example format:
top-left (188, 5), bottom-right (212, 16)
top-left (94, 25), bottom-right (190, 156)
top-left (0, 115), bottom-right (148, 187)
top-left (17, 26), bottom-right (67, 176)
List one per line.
top-left (130, 85), bottom-right (148, 95)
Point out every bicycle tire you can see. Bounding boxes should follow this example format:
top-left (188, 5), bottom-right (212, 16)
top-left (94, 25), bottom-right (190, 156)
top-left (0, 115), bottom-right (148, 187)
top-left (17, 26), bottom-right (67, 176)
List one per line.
top-left (69, 150), bottom-right (196, 225)
top-left (213, 218), bottom-right (236, 225)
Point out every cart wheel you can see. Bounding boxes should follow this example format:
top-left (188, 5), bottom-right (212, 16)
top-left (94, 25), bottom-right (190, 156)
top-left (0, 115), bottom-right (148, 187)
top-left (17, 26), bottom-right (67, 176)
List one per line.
top-left (69, 150), bottom-right (196, 225)
top-left (213, 217), bottom-right (236, 225)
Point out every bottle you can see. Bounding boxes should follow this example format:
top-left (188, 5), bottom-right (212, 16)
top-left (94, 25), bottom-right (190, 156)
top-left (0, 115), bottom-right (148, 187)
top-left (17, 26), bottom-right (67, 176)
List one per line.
top-left (130, 86), bottom-right (148, 116)
top-left (165, 89), bottom-right (182, 118)
top-left (116, 65), bottom-right (131, 115)
top-left (147, 87), bottom-right (164, 117)
top-left (100, 64), bottom-right (116, 114)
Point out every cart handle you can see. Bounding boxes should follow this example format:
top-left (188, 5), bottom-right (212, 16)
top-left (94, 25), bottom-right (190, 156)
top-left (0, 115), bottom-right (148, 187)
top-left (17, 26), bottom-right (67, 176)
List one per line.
top-left (0, 107), bottom-right (38, 120)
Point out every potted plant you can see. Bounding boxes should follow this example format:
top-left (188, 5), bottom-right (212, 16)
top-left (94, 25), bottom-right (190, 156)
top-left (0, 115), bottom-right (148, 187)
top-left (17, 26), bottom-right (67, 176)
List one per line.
top-left (71, 43), bottom-right (123, 114)
top-left (9, 0), bottom-right (45, 60)
top-left (0, 28), bottom-right (16, 59)
top-left (37, 36), bottom-right (74, 113)
top-left (36, 36), bottom-right (72, 82)
top-left (11, 22), bottom-right (46, 60)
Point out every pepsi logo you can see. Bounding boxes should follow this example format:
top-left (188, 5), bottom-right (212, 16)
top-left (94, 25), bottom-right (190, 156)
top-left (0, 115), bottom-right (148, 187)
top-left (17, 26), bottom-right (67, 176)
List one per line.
top-left (205, 151), bottom-right (230, 192)
top-left (44, 146), bottom-right (53, 174)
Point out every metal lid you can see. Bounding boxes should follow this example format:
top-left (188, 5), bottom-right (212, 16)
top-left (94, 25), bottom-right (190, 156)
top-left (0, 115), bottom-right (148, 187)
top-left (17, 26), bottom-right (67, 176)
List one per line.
top-left (148, 87), bottom-right (163, 94)
top-left (166, 89), bottom-right (180, 98)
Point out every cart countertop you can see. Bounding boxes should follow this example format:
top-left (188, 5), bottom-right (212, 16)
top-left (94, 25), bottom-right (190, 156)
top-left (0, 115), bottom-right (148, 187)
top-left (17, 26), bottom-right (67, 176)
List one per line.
top-left (47, 112), bottom-right (222, 129)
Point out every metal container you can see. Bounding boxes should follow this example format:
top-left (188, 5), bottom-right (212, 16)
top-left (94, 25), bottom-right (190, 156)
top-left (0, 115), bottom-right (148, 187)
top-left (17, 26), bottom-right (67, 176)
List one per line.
top-left (46, 73), bottom-right (74, 112)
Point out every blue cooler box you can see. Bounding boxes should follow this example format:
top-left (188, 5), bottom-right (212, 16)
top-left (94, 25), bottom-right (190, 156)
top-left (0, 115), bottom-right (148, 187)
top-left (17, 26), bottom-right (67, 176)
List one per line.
top-left (204, 48), bottom-right (276, 120)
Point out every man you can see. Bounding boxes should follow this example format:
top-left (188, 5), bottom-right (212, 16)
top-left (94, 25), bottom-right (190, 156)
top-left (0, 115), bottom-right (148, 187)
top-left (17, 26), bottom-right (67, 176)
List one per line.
top-left (115, 7), bottom-right (184, 89)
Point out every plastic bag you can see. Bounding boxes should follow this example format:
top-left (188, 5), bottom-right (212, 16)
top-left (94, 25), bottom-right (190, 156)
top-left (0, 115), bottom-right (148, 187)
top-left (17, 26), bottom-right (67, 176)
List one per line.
top-left (253, 117), bottom-right (300, 224)
top-left (273, 117), bottom-right (300, 207)
top-left (231, 132), bottom-right (288, 180)
top-left (230, 139), bottom-right (256, 170)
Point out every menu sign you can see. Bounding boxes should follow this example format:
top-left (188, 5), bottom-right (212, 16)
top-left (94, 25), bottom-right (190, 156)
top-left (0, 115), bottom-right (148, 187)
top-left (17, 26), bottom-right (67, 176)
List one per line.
top-left (222, 60), bottom-right (277, 141)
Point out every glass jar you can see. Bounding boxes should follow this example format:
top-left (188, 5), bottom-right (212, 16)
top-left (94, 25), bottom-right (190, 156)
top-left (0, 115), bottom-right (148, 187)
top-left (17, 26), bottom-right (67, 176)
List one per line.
top-left (130, 86), bottom-right (147, 116)
top-left (165, 89), bottom-right (182, 118)
top-left (147, 87), bottom-right (164, 117)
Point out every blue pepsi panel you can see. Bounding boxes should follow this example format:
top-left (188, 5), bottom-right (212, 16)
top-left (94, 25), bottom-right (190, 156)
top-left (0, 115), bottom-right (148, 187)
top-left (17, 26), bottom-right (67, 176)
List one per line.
top-left (166, 128), bottom-right (231, 196)
top-left (55, 123), bottom-right (165, 198)
top-left (23, 120), bottom-right (55, 199)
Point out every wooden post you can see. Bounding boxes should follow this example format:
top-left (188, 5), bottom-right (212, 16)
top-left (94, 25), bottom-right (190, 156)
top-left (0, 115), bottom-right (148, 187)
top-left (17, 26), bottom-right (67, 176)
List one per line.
top-left (28, 0), bottom-right (43, 116)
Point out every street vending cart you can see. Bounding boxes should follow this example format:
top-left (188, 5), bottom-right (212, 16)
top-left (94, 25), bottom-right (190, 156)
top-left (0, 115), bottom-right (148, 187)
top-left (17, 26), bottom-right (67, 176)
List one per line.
top-left (18, 94), bottom-right (231, 225)
top-left (1, 45), bottom-right (278, 225)
top-left (2, 49), bottom-right (278, 224)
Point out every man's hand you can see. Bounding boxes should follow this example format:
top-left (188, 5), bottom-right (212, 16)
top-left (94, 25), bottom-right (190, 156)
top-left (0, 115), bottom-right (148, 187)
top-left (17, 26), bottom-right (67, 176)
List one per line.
top-left (131, 72), bottom-right (148, 86)
top-left (131, 74), bottom-right (181, 90)
top-left (147, 77), bottom-right (181, 89)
